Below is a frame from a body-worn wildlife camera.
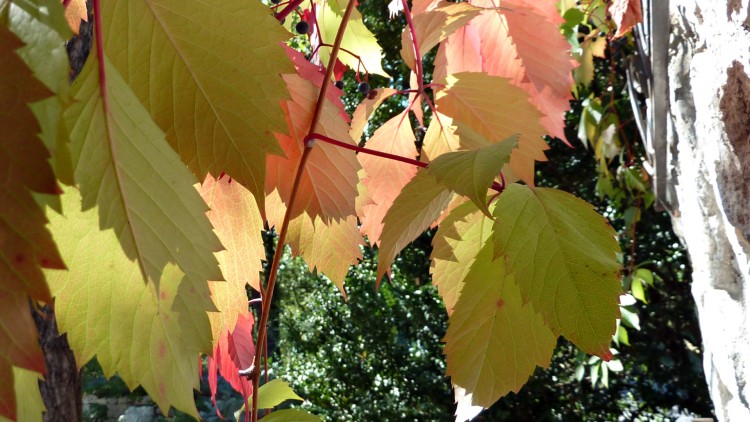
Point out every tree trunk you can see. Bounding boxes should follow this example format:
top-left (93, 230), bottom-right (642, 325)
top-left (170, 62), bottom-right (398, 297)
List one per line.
top-left (663, 1), bottom-right (750, 419)
top-left (33, 306), bottom-right (82, 422)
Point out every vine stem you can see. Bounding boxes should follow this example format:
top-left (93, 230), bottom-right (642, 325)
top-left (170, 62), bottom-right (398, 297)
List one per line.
top-left (307, 133), bottom-right (506, 193)
top-left (275, 0), bottom-right (305, 22)
top-left (250, 1), bottom-right (358, 421)
top-left (401, 0), bottom-right (424, 90)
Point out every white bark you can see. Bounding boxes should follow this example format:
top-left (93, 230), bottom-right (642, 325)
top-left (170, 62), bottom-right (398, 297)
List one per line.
top-left (667, 1), bottom-right (750, 419)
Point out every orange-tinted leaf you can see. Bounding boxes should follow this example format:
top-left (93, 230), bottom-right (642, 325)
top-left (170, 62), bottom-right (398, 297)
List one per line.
top-left (400, 2), bottom-right (483, 70)
top-left (434, 2), bottom-right (574, 141)
top-left (436, 72), bottom-right (548, 185)
top-left (266, 191), bottom-right (363, 296)
top-left (266, 74), bottom-right (361, 222)
top-left (284, 46), bottom-right (349, 123)
top-left (63, 0), bottom-right (88, 34)
top-left (408, 71), bottom-right (424, 127)
top-left (609, 0), bottom-right (643, 38)
top-left (350, 88), bottom-right (399, 143)
top-left (0, 27), bottom-right (64, 303)
top-left (420, 112), bottom-right (459, 163)
top-left (199, 175), bottom-right (264, 345)
top-left (359, 112), bottom-right (419, 245)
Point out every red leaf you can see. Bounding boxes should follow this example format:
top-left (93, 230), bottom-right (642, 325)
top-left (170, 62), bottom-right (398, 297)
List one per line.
top-left (208, 312), bottom-right (256, 418)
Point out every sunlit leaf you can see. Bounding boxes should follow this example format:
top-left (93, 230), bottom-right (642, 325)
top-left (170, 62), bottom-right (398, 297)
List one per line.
top-left (492, 184), bottom-right (622, 357)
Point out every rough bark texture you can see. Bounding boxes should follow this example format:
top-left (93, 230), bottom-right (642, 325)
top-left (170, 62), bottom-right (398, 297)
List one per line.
top-left (666, 1), bottom-right (750, 419)
top-left (32, 306), bottom-right (82, 422)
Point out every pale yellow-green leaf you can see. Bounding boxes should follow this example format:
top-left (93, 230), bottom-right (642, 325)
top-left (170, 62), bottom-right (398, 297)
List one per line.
top-left (492, 184), bottom-right (622, 357)
top-left (257, 379), bottom-right (304, 409)
top-left (319, 1), bottom-right (389, 77)
top-left (436, 72), bottom-right (548, 185)
top-left (376, 170), bottom-right (454, 284)
top-left (430, 201), bottom-right (491, 314)
top-left (258, 409), bottom-right (322, 422)
top-left (46, 188), bottom-right (214, 418)
top-left (444, 243), bottom-right (557, 407)
top-left (65, 52), bottom-right (223, 299)
top-left (420, 112), bottom-right (459, 163)
top-left (100, 0), bottom-right (295, 205)
top-left (427, 136), bottom-right (517, 217)
top-left (7, 0), bottom-right (74, 185)
top-left (400, 2), bottom-right (482, 70)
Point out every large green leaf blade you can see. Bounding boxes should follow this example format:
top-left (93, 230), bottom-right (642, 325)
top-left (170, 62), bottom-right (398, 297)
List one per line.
top-left (444, 242), bottom-right (557, 408)
top-left (492, 184), bottom-right (622, 357)
top-left (100, 0), bottom-right (295, 204)
top-left (65, 52), bottom-right (223, 295)
top-left (427, 136), bottom-right (518, 216)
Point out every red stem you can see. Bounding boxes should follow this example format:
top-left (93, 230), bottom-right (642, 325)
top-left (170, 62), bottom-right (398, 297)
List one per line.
top-left (275, 0), bottom-right (304, 21)
top-left (307, 133), bottom-right (506, 192)
top-left (401, 0), bottom-right (424, 90)
top-left (251, 1), bottom-right (358, 421)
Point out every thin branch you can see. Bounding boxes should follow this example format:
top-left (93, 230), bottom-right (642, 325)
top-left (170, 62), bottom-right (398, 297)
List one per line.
top-left (401, 0), bottom-right (423, 90)
top-left (250, 1), bottom-right (358, 420)
top-left (275, 0), bottom-right (304, 21)
top-left (307, 133), bottom-right (506, 193)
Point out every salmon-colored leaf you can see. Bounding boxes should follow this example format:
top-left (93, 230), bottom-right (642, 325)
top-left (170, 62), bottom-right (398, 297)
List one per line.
top-left (401, 2), bottom-right (483, 70)
top-left (436, 72), bottom-right (548, 185)
top-left (350, 88), bottom-right (399, 143)
top-left (208, 312), bottom-right (255, 409)
top-left (63, 0), bottom-right (88, 34)
top-left (266, 74), bottom-right (361, 222)
top-left (359, 112), bottom-right (419, 245)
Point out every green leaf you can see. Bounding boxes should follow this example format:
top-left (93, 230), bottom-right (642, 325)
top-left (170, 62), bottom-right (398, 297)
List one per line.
top-left (376, 170), bottom-right (454, 284)
top-left (100, 0), bottom-right (295, 205)
top-left (619, 307), bottom-right (640, 331)
top-left (630, 277), bottom-right (647, 303)
top-left (492, 184), bottom-right (622, 358)
top-left (46, 189), bottom-right (214, 418)
top-left (443, 243), bottom-right (557, 407)
top-left (259, 409), bottom-right (322, 422)
top-left (427, 136), bottom-right (518, 217)
top-left (257, 379), bottom-right (304, 409)
top-left (65, 49), bottom-right (223, 297)
top-left (430, 200), bottom-right (492, 315)
top-left (635, 268), bottom-right (654, 287)
top-left (233, 380), bottom-right (308, 422)
top-left (616, 324), bottom-right (630, 346)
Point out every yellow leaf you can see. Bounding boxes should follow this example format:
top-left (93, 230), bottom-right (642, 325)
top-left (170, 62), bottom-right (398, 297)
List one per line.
top-left (47, 189), bottom-right (213, 418)
top-left (420, 112), bottom-right (460, 163)
top-left (318, 1), bottom-right (389, 77)
top-left (350, 88), bottom-right (398, 142)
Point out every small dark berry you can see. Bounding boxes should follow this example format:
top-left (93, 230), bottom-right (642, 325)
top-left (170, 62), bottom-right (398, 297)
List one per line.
top-left (295, 20), bottom-right (309, 35)
top-left (577, 36), bottom-right (585, 44)
top-left (271, 0), bottom-right (281, 3)
top-left (357, 82), bottom-right (371, 95)
top-left (367, 89), bottom-right (378, 100)
top-left (334, 80), bottom-right (345, 90)
top-left (578, 25), bottom-right (591, 35)
top-left (599, 31), bottom-right (607, 37)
